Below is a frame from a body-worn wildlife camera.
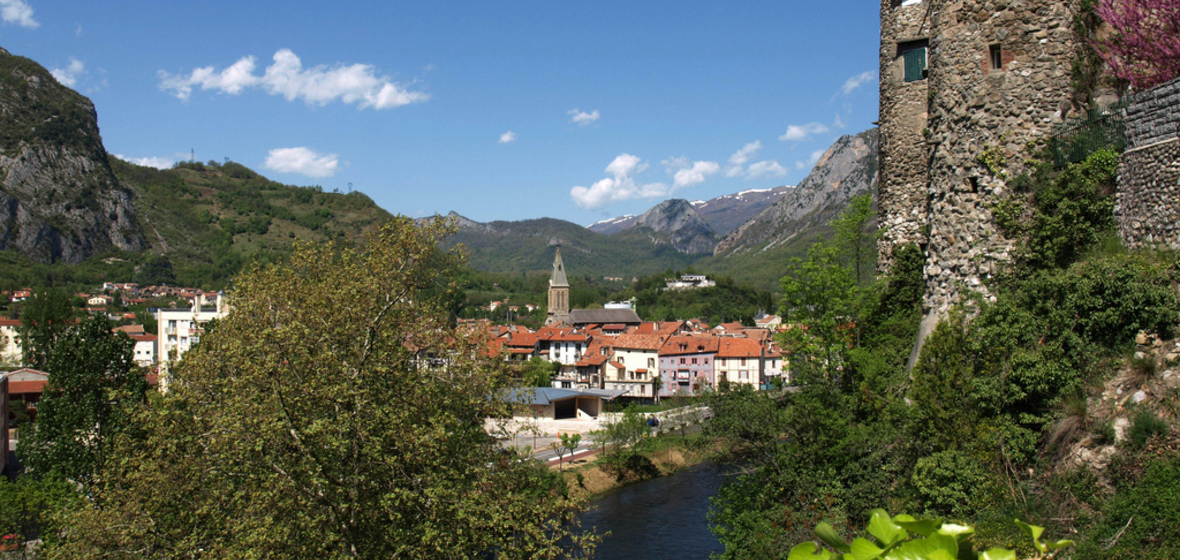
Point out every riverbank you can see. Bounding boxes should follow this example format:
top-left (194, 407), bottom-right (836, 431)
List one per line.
top-left (558, 432), bottom-right (718, 499)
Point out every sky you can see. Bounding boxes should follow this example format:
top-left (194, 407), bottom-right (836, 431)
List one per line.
top-left (0, 0), bottom-right (880, 226)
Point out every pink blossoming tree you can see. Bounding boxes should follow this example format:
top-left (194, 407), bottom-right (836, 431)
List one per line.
top-left (1094, 0), bottom-right (1180, 89)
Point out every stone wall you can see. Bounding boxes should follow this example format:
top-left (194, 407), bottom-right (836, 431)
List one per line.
top-left (877, 0), bottom-right (934, 271)
top-left (878, 0), bottom-right (1081, 315)
top-left (1124, 78), bottom-right (1180, 150)
top-left (1117, 77), bottom-right (1180, 251)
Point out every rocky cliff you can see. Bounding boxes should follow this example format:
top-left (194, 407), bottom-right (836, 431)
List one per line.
top-left (0, 47), bottom-right (143, 264)
top-left (714, 129), bottom-right (878, 256)
top-left (588, 186), bottom-right (792, 237)
top-left (632, 198), bottom-right (719, 254)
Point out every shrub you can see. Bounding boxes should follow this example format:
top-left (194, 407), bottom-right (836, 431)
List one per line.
top-left (1127, 409), bottom-right (1169, 449)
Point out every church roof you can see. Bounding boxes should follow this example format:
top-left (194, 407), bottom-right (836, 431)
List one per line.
top-left (569, 308), bottom-right (642, 326)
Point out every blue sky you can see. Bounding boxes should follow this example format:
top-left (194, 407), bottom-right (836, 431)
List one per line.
top-left (1, 0), bottom-right (879, 225)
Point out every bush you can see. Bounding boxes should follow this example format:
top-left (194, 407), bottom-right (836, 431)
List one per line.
top-left (911, 450), bottom-right (993, 518)
top-left (1127, 409), bottom-right (1169, 449)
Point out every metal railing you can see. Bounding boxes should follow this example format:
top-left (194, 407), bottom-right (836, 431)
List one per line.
top-left (1050, 100), bottom-right (1128, 168)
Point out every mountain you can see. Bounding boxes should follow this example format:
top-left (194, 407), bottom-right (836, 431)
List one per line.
top-left (690, 186), bottom-right (794, 236)
top-left (632, 199), bottom-right (718, 254)
top-left (0, 47), bottom-right (144, 264)
top-left (587, 185), bottom-right (792, 236)
top-left (714, 129), bottom-right (878, 257)
top-left (435, 212), bottom-right (697, 277)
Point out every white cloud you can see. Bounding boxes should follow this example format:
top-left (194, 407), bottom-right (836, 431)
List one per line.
top-left (50, 58), bottom-right (84, 88)
top-left (747, 160), bottom-right (787, 179)
top-left (0, 0), bottom-right (37, 28)
top-left (568, 108), bottom-right (600, 126)
top-left (263, 147), bottom-right (340, 178)
top-left (663, 157), bottom-right (719, 189)
top-left (796, 149), bottom-right (826, 171)
top-left (840, 70), bottom-right (878, 95)
top-left (499, 131), bottom-right (517, 144)
top-left (779, 123), bottom-right (830, 142)
top-left (571, 154), bottom-right (669, 210)
top-left (834, 113), bottom-right (846, 129)
top-left (725, 140), bottom-right (763, 177)
top-left (113, 154), bottom-right (175, 170)
top-left (159, 49), bottom-right (429, 110)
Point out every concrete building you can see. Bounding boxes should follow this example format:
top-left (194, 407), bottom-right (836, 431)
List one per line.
top-left (155, 293), bottom-right (229, 390)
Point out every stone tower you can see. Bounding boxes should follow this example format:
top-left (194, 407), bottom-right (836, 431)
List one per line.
top-left (878, 0), bottom-right (1082, 317)
top-left (545, 245), bottom-right (571, 326)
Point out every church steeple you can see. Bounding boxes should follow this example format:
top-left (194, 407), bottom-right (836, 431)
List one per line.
top-left (546, 245), bottom-right (570, 325)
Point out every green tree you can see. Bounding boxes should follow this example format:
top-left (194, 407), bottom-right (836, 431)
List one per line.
top-left (521, 356), bottom-right (558, 388)
top-left (833, 193), bottom-right (878, 285)
top-left (19, 314), bottom-right (147, 488)
top-left (18, 288), bottom-right (73, 368)
top-left (49, 218), bottom-right (595, 559)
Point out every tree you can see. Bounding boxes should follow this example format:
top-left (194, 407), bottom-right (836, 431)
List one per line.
top-left (19, 314), bottom-right (147, 488)
top-left (521, 356), bottom-right (558, 387)
top-left (1093, 0), bottom-right (1180, 89)
top-left (49, 218), bottom-right (596, 559)
top-left (18, 288), bottom-right (73, 368)
top-left (556, 432), bottom-right (582, 472)
top-left (833, 193), bottom-right (877, 286)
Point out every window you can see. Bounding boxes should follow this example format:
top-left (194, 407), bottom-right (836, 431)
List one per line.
top-left (740, 370), bottom-right (749, 380)
top-left (680, 357), bottom-right (686, 365)
top-left (648, 358), bottom-right (655, 368)
top-left (899, 40), bottom-right (928, 82)
top-left (741, 358), bottom-right (747, 366)
top-left (691, 357), bottom-right (697, 365)
top-left (989, 44), bottom-right (1003, 71)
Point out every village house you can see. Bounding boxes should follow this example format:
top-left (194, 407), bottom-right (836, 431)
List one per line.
top-left (603, 332), bottom-right (667, 398)
top-left (716, 337), bottom-right (765, 389)
top-left (3, 368), bottom-right (49, 421)
top-left (536, 326), bottom-right (589, 370)
top-left (658, 335), bottom-right (719, 397)
top-left (0, 318), bottom-right (22, 367)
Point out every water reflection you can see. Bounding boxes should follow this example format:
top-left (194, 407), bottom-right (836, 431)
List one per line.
top-left (581, 463), bottom-right (725, 559)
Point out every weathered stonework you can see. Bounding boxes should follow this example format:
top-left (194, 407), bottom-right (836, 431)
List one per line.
top-left (879, 0), bottom-right (1081, 315)
top-left (878, 0), bottom-right (933, 271)
top-left (1116, 77), bottom-right (1180, 251)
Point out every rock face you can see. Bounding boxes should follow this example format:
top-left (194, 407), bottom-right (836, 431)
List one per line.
top-left (633, 199), bottom-right (719, 255)
top-left (0, 47), bottom-right (143, 264)
top-left (714, 129), bottom-right (878, 256)
top-left (690, 186), bottom-right (794, 236)
top-left (588, 186), bottom-right (792, 237)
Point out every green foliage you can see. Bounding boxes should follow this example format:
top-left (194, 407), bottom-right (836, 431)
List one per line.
top-left (17, 288), bottom-right (74, 368)
top-left (789, 510), bottom-right (1072, 560)
top-left (520, 356), bottom-right (559, 387)
top-left (1126, 409), bottom-right (1169, 449)
top-left (911, 451), bottom-right (994, 518)
top-left (19, 314), bottom-right (147, 488)
top-left (48, 218), bottom-right (595, 558)
top-left (614, 271), bottom-right (771, 324)
top-left (1074, 450), bottom-right (1180, 559)
top-left (0, 474), bottom-right (80, 546)
top-left (1023, 149), bottom-right (1118, 270)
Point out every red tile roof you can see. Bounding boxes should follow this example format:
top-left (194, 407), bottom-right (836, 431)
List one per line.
top-left (717, 337), bottom-right (763, 358)
top-left (611, 333), bottom-right (666, 352)
top-left (660, 335), bottom-right (720, 356)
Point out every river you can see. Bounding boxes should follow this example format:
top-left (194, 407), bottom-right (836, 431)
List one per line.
top-left (580, 462), bottom-right (727, 559)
